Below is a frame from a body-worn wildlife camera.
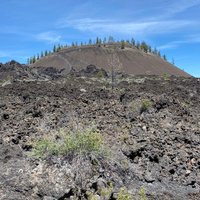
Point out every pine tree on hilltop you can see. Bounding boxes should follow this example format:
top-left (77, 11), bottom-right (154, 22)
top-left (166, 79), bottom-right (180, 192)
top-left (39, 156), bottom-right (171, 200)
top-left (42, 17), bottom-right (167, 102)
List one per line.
top-left (41, 51), bottom-right (44, 58)
top-left (141, 41), bottom-right (148, 53)
top-left (108, 36), bottom-right (114, 44)
top-left (148, 45), bottom-right (152, 53)
top-left (103, 37), bottom-right (107, 45)
top-left (96, 37), bottom-right (99, 45)
top-left (131, 38), bottom-right (135, 46)
top-left (37, 54), bottom-right (40, 60)
top-left (53, 44), bottom-right (56, 53)
top-left (45, 50), bottom-right (48, 56)
top-left (29, 57), bottom-right (33, 64)
top-left (163, 54), bottom-right (167, 61)
top-left (121, 40), bottom-right (125, 49)
top-left (99, 38), bottom-right (102, 45)
top-left (136, 41), bottom-right (141, 49)
top-left (96, 37), bottom-right (102, 47)
top-left (89, 39), bottom-right (92, 45)
top-left (153, 47), bottom-right (158, 55)
top-left (32, 55), bottom-right (36, 63)
top-left (57, 44), bottom-right (61, 51)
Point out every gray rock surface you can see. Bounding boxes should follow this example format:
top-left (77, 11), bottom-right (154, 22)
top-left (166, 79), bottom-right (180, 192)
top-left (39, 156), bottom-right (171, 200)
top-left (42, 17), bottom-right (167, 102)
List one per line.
top-left (0, 63), bottom-right (200, 199)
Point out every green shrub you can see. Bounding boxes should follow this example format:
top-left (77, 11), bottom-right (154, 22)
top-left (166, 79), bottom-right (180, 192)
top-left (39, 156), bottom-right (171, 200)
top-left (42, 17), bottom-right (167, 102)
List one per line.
top-left (87, 192), bottom-right (99, 200)
top-left (96, 70), bottom-right (105, 79)
top-left (117, 187), bottom-right (132, 200)
top-left (162, 73), bottom-right (170, 81)
top-left (139, 187), bottom-right (147, 200)
top-left (99, 182), bottom-right (113, 198)
top-left (140, 99), bottom-right (152, 113)
top-left (30, 127), bottom-right (107, 159)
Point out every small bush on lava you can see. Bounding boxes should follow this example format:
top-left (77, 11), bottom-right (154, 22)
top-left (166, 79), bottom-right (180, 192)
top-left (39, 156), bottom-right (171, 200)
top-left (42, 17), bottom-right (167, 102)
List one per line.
top-left (139, 187), bottom-right (147, 200)
top-left (117, 187), bottom-right (132, 200)
top-left (140, 99), bottom-right (152, 113)
top-left (30, 127), bottom-right (107, 159)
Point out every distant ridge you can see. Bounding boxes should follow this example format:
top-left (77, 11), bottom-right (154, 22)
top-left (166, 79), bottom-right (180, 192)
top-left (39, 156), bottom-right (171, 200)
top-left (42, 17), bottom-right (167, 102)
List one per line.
top-left (32, 44), bottom-right (191, 77)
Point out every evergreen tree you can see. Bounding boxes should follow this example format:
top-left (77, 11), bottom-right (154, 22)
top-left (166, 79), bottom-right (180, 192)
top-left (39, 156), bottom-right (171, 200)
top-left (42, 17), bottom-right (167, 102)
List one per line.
top-left (136, 41), bottom-right (141, 49)
top-left (163, 54), bottom-right (167, 61)
top-left (96, 37), bottom-right (102, 47)
top-left (41, 51), bottom-right (44, 58)
top-left (121, 40), bottom-right (125, 49)
top-left (57, 44), bottom-right (61, 51)
top-left (99, 38), bottom-right (102, 45)
top-left (103, 37), bottom-right (107, 44)
top-left (45, 50), bottom-right (48, 56)
top-left (108, 36), bottom-right (114, 44)
top-left (37, 54), bottom-right (40, 60)
top-left (53, 44), bottom-right (56, 53)
top-left (131, 38), bottom-right (135, 46)
top-left (88, 39), bottom-right (92, 45)
top-left (32, 55), bottom-right (36, 63)
top-left (29, 57), bottom-right (33, 64)
top-left (148, 45), bottom-right (152, 53)
top-left (141, 41), bottom-right (148, 53)
top-left (96, 37), bottom-right (99, 45)
top-left (153, 48), bottom-right (158, 55)
top-left (27, 58), bottom-right (30, 65)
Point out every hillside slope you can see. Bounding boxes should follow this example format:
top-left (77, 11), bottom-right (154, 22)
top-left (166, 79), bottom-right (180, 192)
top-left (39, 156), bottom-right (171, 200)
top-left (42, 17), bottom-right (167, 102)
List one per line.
top-left (32, 45), bottom-right (191, 77)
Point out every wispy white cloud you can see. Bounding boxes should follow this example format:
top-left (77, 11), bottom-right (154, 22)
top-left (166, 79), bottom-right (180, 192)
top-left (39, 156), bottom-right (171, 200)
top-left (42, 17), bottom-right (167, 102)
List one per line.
top-left (166, 0), bottom-right (200, 16)
top-left (57, 18), bottom-right (197, 36)
top-left (158, 34), bottom-right (200, 50)
top-left (187, 34), bottom-right (200, 42)
top-left (144, 0), bottom-right (200, 20)
top-left (158, 44), bottom-right (178, 50)
top-left (35, 31), bottom-right (61, 43)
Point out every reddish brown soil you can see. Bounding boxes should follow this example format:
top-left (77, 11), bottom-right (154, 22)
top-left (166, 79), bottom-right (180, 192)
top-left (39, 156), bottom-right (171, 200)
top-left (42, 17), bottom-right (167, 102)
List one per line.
top-left (32, 45), bottom-right (191, 77)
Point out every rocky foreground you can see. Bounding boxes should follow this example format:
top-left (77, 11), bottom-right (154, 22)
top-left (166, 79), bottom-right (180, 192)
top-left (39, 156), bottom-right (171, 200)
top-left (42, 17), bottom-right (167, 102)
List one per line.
top-left (0, 64), bottom-right (200, 199)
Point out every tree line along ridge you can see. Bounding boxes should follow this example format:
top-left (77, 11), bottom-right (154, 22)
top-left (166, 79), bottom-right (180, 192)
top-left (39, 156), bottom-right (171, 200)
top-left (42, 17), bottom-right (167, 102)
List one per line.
top-left (27, 36), bottom-right (169, 65)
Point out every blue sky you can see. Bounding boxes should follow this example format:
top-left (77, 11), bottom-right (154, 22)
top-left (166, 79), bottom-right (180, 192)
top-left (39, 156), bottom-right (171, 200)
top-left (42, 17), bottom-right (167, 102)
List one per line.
top-left (0, 0), bottom-right (200, 77)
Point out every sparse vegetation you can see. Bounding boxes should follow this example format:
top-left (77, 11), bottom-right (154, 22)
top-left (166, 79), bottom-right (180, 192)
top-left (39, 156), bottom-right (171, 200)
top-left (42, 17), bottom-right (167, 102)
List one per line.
top-left (117, 187), bottom-right (132, 200)
top-left (27, 36), bottom-right (169, 65)
top-left (96, 70), bottom-right (106, 79)
top-left (129, 98), bottom-right (152, 114)
top-left (121, 40), bottom-right (125, 49)
top-left (140, 41), bottom-right (149, 53)
top-left (139, 187), bottom-right (147, 200)
top-left (86, 185), bottom-right (147, 200)
top-left (30, 127), bottom-right (107, 159)
top-left (98, 182), bottom-right (113, 198)
top-left (162, 73), bottom-right (170, 81)
top-left (87, 192), bottom-right (99, 200)
top-left (140, 99), bottom-right (152, 113)
top-left (163, 54), bottom-right (167, 61)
